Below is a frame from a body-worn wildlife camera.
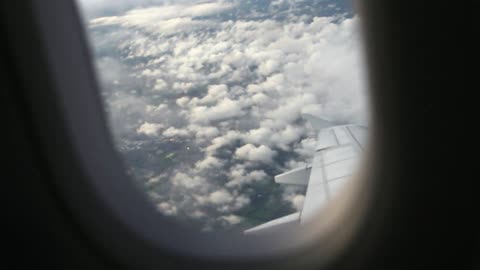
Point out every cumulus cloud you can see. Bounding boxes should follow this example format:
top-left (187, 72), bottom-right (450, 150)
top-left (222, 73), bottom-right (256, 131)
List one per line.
top-left (90, 2), bottom-right (235, 25)
top-left (153, 78), bottom-right (168, 91)
top-left (219, 215), bottom-right (243, 226)
top-left (195, 156), bottom-right (223, 170)
top-left (189, 125), bottom-right (220, 140)
top-left (137, 122), bottom-right (163, 136)
top-left (286, 194), bottom-right (306, 211)
top-left (156, 201), bottom-right (178, 216)
top-left (235, 144), bottom-right (277, 163)
top-left (162, 127), bottom-right (190, 138)
top-left (176, 96), bottom-right (190, 107)
top-left (190, 98), bottom-right (246, 123)
top-left (89, 2), bottom-right (235, 36)
top-left (171, 172), bottom-right (206, 190)
top-left (283, 185), bottom-right (307, 211)
top-left (227, 166), bottom-right (268, 188)
top-left (208, 189), bottom-right (233, 205)
top-left (79, 0), bottom-right (233, 19)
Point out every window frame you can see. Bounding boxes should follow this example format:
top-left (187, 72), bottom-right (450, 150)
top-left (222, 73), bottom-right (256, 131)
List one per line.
top-left (1, 0), bottom-right (445, 269)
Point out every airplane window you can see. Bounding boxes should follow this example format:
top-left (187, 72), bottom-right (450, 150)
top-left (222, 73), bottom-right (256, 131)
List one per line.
top-left (75, 0), bottom-right (369, 234)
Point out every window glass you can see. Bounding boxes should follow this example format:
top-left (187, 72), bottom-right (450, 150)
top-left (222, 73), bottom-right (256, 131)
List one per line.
top-left (76, 0), bottom-right (369, 233)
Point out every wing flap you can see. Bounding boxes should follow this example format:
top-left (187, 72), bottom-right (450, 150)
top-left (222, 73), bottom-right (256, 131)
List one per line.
top-left (274, 165), bottom-right (311, 186)
top-left (244, 212), bottom-right (300, 235)
top-left (302, 114), bottom-right (332, 130)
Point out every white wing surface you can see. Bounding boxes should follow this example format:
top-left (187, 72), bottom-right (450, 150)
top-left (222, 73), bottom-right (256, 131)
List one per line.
top-left (245, 115), bottom-right (367, 234)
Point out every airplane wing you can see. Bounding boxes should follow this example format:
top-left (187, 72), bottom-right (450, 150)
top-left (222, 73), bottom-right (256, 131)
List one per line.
top-left (245, 115), bottom-right (368, 234)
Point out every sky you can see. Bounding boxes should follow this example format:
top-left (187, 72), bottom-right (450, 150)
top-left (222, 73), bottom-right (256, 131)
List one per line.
top-left (76, 0), bottom-right (369, 232)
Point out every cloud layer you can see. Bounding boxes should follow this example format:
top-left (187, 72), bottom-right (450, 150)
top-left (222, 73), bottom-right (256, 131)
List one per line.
top-left (80, 0), bottom-right (368, 231)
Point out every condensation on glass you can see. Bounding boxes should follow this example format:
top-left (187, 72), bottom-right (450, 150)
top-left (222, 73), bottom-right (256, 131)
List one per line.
top-left (76, 0), bottom-right (369, 233)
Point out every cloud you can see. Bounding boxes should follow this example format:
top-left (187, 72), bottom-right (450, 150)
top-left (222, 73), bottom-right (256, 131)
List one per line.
top-left (172, 81), bottom-right (195, 93)
top-left (235, 144), bottom-right (277, 163)
top-left (283, 186), bottom-right (306, 211)
top-left (171, 172), bottom-right (206, 190)
top-left (189, 125), bottom-right (220, 140)
top-left (197, 84), bottom-right (229, 105)
top-left (153, 79), bottom-right (168, 91)
top-left (195, 156), bottom-right (224, 170)
top-left (162, 127), bottom-right (190, 138)
top-left (137, 122), bottom-right (164, 136)
top-left (156, 201), bottom-right (178, 216)
top-left (205, 130), bottom-right (242, 154)
top-left (290, 195), bottom-right (305, 211)
top-left (78, 0), bottom-right (233, 19)
top-left (227, 166), bottom-right (268, 188)
top-left (208, 189), bottom-right (233, 205)
top-left (89, 3), bottom-right (235, 36)
top-left (218, 215), bottom-right (243, 226)
top-left (176, 96), bottom-right (190, 107)
top-left (190, 98), bottom-right (246, 123)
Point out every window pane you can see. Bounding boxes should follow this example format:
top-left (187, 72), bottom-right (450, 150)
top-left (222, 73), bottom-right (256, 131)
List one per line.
top-left (76, 0), bottom-right (369, 233)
